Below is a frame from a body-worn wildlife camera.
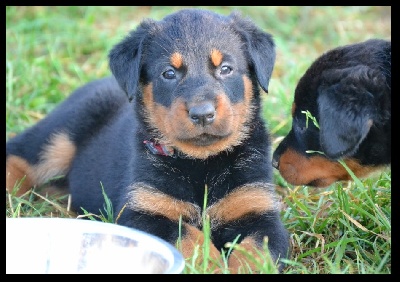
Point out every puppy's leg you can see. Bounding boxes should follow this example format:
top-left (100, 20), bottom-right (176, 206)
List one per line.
top-left (227, 234), bottom-right (284, 274)
top-left (6, 154), bottom-right (35, 196)
top-left (6, 77), bottom-right (126, 196)
top-left (121, 184), bottom-right (223, 272)
top-left (6, 131), bottom-right (76, 196)
top-left (179, 223), bottom-right (223, 273)
top-left (207, 183), bottom-right (290, 273)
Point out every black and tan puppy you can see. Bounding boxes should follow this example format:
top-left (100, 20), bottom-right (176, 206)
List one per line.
top-left (273, 39), bottom-right (391, 188)
top-left (6, 9), bottom-right (289, 272)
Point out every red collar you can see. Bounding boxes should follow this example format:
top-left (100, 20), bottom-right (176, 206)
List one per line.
top-left (143, 140), bottom-right (175, 157)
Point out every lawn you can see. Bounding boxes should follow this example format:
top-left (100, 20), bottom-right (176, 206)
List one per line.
top-left (6, 6), bottom-right (391, 274)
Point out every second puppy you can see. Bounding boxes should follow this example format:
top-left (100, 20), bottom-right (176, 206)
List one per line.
top-left (273, 39), bottom-right (391, 188)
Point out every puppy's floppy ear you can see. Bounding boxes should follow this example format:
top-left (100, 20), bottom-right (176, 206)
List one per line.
top-left (317, 66), bottom-right (384, 159)
top-left (230, 12), bottom-right (276, 93)
top-left (109, 20), bottom-right (155, 102)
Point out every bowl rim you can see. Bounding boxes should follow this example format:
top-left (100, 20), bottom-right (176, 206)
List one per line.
top-left (6, 217), bottom-right (185, 274)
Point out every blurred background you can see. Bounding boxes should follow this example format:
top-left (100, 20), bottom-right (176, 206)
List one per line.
top-left (6, 6), bottom-right (391, 138)
top-left (5, 5), bottom-right (392, 193)
top-left (5, 5), bottom-right (391, 185)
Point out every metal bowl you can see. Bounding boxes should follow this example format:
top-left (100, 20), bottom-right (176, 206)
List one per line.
top-left (6, 217), bottom-right (185, 274)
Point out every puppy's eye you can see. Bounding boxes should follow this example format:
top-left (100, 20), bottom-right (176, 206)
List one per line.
top-left (162, 69), bottom-right (176, 79)
top-left (220, 65), bottom-right (232, 76)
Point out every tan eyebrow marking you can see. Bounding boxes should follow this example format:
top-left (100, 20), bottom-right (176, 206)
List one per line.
top-left (170, 52), bottom-right (183, 69)
top-left (211, 49), bottom-right (223, 67)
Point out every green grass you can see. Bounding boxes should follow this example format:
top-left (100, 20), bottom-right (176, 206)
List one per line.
top-left (6, 6), bottom-right (391, 274)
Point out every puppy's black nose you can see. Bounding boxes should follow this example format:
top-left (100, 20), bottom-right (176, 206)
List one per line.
top-left (189, 102), bottom-right (216, 126)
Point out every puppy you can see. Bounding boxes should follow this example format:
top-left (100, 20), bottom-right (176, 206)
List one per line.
top-left (273, 39), bottom-right (391, 188)
top-left (6, 9), bottom-right (289, 272)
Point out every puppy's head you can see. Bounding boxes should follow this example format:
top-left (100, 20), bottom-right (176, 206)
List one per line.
top-left (272, 39), bottom-right (391, 187)
top-left (109, 9), bottom-right (276, 159)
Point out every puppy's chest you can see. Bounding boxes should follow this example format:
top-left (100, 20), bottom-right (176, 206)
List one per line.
top-left (145, 151), bottom-right (263, 204)
top-left (150, 155), bottom-right (233, 186)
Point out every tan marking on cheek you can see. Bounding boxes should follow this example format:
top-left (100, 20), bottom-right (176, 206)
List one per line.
top-left (213, 94), bottom-right (232, 128)
top-left (278, 148), bottom-right (344, 186)
top-left (243, 75), bottom-right (254, 103)
top-left (163, 98), bottom-right (196, 140)
top-left (142, 84), bottom-right (167, 140)
top-left (223, 75), bottom-right (254, 144)
top-left (170, 52), bottom-right (183, 69)
top-left (127, 183), bottom-right (201, 225)
top-left (210, 49), bottom-right (223, 67)
top-left (198, 75), bottom-right (253, 158)
top-left (291, 102), bottom-right (296, 116)
top-left (152, 104), bottom-right (171, 141)
top-left (207, 182), bottom-right (278, 228)
top-left (143, 84), bottom-right (187, 146)
top-left (343, 159), bottom-right (383, 180)
top-left (34, 132), bottom-right (76, 184)
top-left (142, 84), bottom-right (155, 118)
top-left (231, 76), bottom-right (254, 126)
top-left (278, 148), bottom-right (382, 187)
top-left (6, 155), bottom-right (35, 196)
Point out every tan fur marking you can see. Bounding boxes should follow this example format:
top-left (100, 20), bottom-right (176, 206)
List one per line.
top-left (345, 159), bottom-right (382, 177)
top-left (34, 132), bottom-right (76, 184)
top-left (179, 223), bottom-right (222, 273)
top-left (127, 183), bottom-right (201, 225)
top-left (6, 155), bottom-right (35, 196)
top-left (278, 148), bottom-right (382, 187)
top-left (207, 183), bottom-right (278, 228)
top-left (142, 76), bottom-right (255, 159)
top-left (228, 236), bottom-right (272, 274)
top-left (170, 52), bottom-right (183, 69)
top-left (210, 49), bottom-right (223, 67)
top-left (142, 83), bottom-right (156, 124)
